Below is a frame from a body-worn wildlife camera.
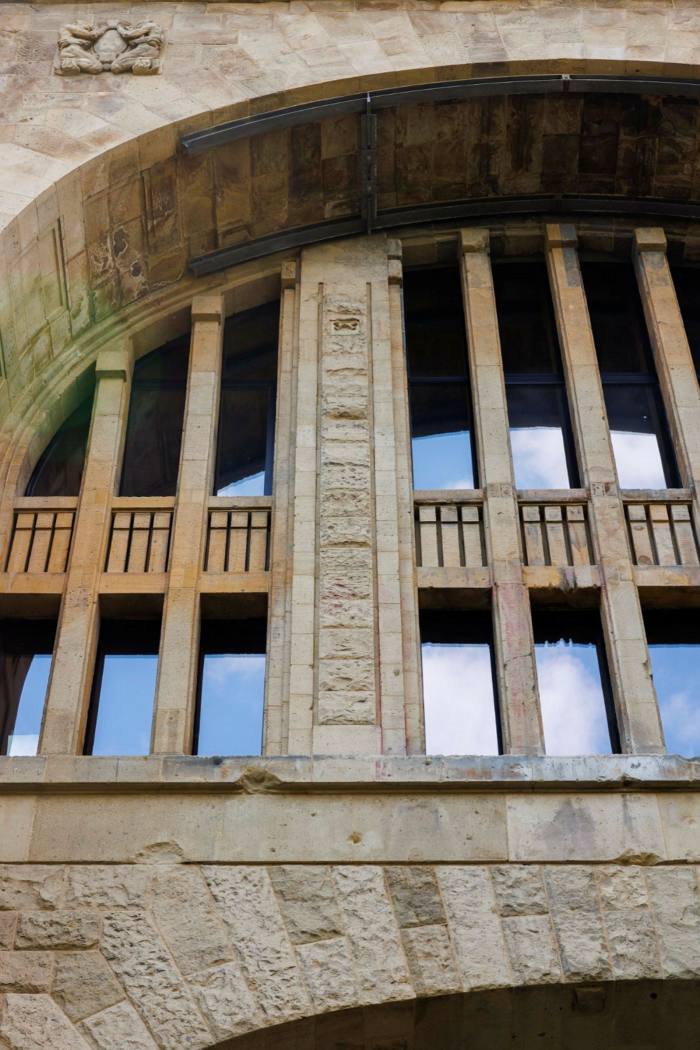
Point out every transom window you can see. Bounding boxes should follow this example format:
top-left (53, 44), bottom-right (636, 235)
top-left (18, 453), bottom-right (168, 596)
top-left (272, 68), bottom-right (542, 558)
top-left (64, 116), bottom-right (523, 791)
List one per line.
top-left (645, 611), bottom-right (700, 759)
top-left (26, 394), bottom-right (93, 497)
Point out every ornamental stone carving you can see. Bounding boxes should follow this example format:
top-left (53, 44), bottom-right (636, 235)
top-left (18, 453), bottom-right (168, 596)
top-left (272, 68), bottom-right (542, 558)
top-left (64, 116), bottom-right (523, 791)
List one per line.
top-left (55, 20), bottom-right (164, 76)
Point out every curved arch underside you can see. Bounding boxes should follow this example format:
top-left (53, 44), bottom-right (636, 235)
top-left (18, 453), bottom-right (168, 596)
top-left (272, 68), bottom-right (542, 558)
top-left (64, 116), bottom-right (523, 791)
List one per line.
top-left (212, 981), bottom-right (700, 1050)
top-left (184, 75), bottom-right (700, 275)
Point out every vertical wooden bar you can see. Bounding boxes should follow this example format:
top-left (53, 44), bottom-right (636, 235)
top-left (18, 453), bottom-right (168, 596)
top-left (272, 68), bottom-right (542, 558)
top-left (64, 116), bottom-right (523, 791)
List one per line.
top-left (546, 224), bottom-right (664, 753)
top-left (460, 229), bottom-right (544, 755)
top-left (40, 346), bottom-right (132, 754)
top-left (151, 295), bottom-right (224, 754)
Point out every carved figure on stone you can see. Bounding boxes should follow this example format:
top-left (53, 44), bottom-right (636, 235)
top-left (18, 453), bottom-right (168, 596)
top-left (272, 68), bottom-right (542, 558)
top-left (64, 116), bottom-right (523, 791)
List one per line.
top-left (55, 20), bottom-right (164, 76)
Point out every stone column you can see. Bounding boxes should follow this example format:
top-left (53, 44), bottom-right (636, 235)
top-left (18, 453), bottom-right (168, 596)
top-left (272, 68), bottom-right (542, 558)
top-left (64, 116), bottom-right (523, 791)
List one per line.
top-left (151, 294), bottom-right (223, 754)
top-left (545, 223), bottom-right (664, 753)
top-left (634, 227), bottom-right (700, 496)
top-left (40, 345), bottom-right (132, 754)
top-left (459, 230), bottom-right (544, 755)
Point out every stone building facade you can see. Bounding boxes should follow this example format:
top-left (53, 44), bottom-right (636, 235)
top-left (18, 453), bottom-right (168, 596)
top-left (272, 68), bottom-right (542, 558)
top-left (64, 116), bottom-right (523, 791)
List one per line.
top-left (1, 1), bottom-right (700, 1048)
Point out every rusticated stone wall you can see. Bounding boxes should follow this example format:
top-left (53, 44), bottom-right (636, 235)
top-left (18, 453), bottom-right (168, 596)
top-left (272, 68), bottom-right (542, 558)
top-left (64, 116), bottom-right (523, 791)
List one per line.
top-left (2, 861), bottom-right (700, 1049)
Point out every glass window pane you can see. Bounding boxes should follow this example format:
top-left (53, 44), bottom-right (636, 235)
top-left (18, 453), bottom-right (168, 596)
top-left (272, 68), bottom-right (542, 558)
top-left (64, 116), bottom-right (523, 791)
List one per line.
top-left (120, 338), bottom-right (189, 497)
top-left (603, 385), bottom-right (669, 488)
top-left (534, 617), bottom-right (614, 755)
top-left (581, 260), bottom-right (654, 373)
top-left (404, 267), bottom-right (468, 378)
top-left (216, 388), bottom-right (271, 496)
top-left (26, 395), bottom-right (93, 497)
top-left (645, 614), bottom-right (700, 758)
top-left (410, 383), bottom-right (474, 489)
top-left (0, 622), bottom-right (55, 757)
top-left (506, 385), bottom-right (574, 488)
top-left (222, 303), bottom-right (279, 383)
top-left (493, 260), bottom-right (561, 374)
top-left (87, 622), bottom-right (159, 756)
top-left (197, 655), bottom-right (265, 756)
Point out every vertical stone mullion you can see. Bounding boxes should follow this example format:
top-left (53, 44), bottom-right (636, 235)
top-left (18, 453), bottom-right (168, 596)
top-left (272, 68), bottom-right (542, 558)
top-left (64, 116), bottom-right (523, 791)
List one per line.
top-left (634, 227), bottom-right (700, 495)
top-left (545, 223), bottom-right (664, 754)
top-left (459, 229), bottom-right (543, 756)
top-left (151, 294), bottom-right (223, 755)
top-left (40, 345), bottom-right (132, 754)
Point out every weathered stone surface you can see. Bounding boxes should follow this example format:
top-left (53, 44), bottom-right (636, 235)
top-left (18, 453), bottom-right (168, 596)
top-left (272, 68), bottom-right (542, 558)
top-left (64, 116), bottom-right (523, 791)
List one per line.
top-left (53, 951), bottom-right (124, 1023)
top-left (151, 867), bottom-right (232, 975)
top-left (492, 865), bottom-right (548, 916)
top-left (436, 867), bottom-right (511, 991)
top-left (502, 915), bottom-right (562, 984)
top-left (0, 951), bottom-right (54, 992)
top-left (0, 993), bottom-right (92, 1050)
top-left (79, 1000), bottom-right (158, 1050)
top-left (647, 867), bottom-right (700, 978)
top-left (604, 909), bottom-right (660, 980)
top-left (400, 924), bottom-right (460, 997)
top-left (101, 910), bottom-right (212, 1049)
top-left (385, 866), bottom-right (446, 928)
top-left (0, 913), bottom-right (17, 949)
top-left (269, 866), bottom-right (342, 944)
top-left (188, 962), bottom-right (261, 1041)
top-left (552, 917), bottom-right (611, 982)
top-left (0, 867), bottom-right (65, 911)
top-left (65, 867), bottom-right (152, 910)
top-left (16, 910), bottom-right (101, 949)
top-left (203, 867), bottom-right (310, 1024)
top-left (296, 936), bottom-right (358, 1012)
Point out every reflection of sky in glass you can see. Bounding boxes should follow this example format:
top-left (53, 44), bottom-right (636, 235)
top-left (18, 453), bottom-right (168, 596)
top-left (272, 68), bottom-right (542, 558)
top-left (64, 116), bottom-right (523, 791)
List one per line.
top-left (536, 641), bottom-right (612, 755)
top-left (412, 432), bottom-right (474, 490)
top-left (216, 471), bottom-right (266, 497)
top-left (649, 644), bottom-right (700, 757)
top-left (510, 427), bottom-right (570, 489)
top-left (422, 643), bottom-right (498, 755)
top-left (7, 655), bottom-right (51, 756)
top-left (611, 431), bottom-right (667, 489)
top-left (91, 655), bottom-right (157, 756)
top-left (197, 654), bottom-right (265, 756)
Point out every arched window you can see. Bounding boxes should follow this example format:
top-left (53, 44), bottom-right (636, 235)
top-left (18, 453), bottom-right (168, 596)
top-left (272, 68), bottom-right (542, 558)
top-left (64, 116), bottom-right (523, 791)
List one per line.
top-left (120, 335), bottom-right (189, 497)
top-left (215, 301), bottom-right (279, 497)
top-left (26, 395), bottom-right (93, 497)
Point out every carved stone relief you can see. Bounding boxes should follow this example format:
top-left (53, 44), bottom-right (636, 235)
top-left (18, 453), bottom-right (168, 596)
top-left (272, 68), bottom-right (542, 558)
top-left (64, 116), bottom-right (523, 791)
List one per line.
top-left (55, 20), bottom-right (164, 76)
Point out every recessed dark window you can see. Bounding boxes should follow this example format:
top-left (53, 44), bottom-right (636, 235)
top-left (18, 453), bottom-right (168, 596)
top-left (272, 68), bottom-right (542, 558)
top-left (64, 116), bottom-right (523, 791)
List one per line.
top-left (581, 260), bottom-right (678, 489)
top-left (195, 619), bottom-right (266, 756)
top-left (0, 621), bottom-right (55, 756)
top-left (215, 302), bottom-right (279, 497)
top-left (26, 396), bottom-right (93, 497)
top-left (120, 337), bottom-right (189, 497)
top-left (533, 611), bottom-right (618, 755)
top-left (404, 267), bottom-right (477, 490)
top-left (670, 266), bottom-right (700, 379)
top-left (645, 611), bottom-right (700, 758)
top-left (493, 260), bottom-right (578, 489)
top-left (84, 620), bottom-right (160, 756)
top-left (420, 610), bottom-right (500, 755)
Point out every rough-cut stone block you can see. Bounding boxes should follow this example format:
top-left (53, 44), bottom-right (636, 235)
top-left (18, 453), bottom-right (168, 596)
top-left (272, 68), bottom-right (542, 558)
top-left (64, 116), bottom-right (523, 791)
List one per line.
top-left (503, 915), bottom-right (561, 984)
top-left (0, 950), bottom-right (53, 992)
top-left (101, 910), bottom-right (212, 1049)
top-left (269, 866), bottom-right (342, 944)
top-left (296, 935), bottom-right (358, 1011)
top-left (647, 867), bottom-right (700, 978)
top-left (79, 1000), bottom-right (158, 1050)
top-left (188, 962), bottom-right (261, 1041)
top-left (0, 866), bottom-right (65, 911)
top-left (53, 951), bottom-right (124, 1023)
top-left (203, 867), bottom-right (310, 1024)
top-left (597, 866), bottom-right (649, 910)
top-left (552, 916), bottom-right (611, 981)
top-left (436, 867), bottom-right (511, 991)
top-left (544, 866), bottom-right (600, 914)
top-left (332, 866), bottom-right (412, 1006)
top-left (152, 867), bottom-right (233, 975)
top-left (385, 866), bottom-right (446, 928)
top-left (65, 867), bottom-right (152, 910)
top-left (604, 909), bottom-right (660, 979)
top-left (492, 865), bottom-right (548, 916)
top-left (16, 910), bottom-right (101, 949)
top-left (1, 993), bottom-right (92, 1050)
top-left (0, 912), bottom-right (16, 948)
top-left (401, 924), bottom-right (460, 996)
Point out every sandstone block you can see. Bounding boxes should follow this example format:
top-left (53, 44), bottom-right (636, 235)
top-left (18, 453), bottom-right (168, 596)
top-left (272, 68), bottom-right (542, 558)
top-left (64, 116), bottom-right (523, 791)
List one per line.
top-left (0, 950), bottom-right (53, 992)
top-left (552, 916), bottom-right (611, 981)
top-left (503, 915), bottom-right (561, 984)
top-left (544, 866), bottom-right (600, 914)
top-left (0, 866), bottom-right (65, 911)
top-left (1, 993), bottom-right (92, 1050)
top-left (53, 950), bottom-right (124, 1023)
top-left (647, 867), bottom-right (700, 977)
top-left (66, 867), bottom-right (153, 910)
top-left (188, 962), bottom-right (261, 1041)
top-left (152, 867), bottom-right (233, 975)
top-left (604, 909), bottom-right (660, 979)
top-left (296, 935), bottom-right (359, 1012)
top-left (16, 910), bottom-right (101, 949)
top-left (317, 691), bottom-right (376, 724)
top-left (436, 867), bottom-right (511, 991)
top-left (401, 924), bottom-right (460, 996)
top-left (385, 866), bottom-right (446, 927)
top-left (597, 866), bottom-right (649, 910)
top-left (492, 865), bottom-right (548, 916)
top-left (269, 866), bottom-right (342, 944)
top-left (0, 912), bottom-right (16, 948)
top-left (79, 1000), bottom-right (158, 1050)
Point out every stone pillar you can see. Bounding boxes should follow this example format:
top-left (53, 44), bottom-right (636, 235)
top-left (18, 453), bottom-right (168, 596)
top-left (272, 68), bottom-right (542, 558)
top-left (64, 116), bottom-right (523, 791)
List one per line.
top-left (151, 294), bottom-right (224, 754)
top-left (459, 230), bottom-right (544, 755)
top-left (634, 227), bottom-right (700, 496)
top-left (40, 346), bottom-right (132, 754)
top-left (545, 223), bottom-right (664, 753)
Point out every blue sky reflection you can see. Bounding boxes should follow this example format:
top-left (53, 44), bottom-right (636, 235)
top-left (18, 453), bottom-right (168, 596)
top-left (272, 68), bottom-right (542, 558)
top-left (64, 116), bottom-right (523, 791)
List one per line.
top-left (91, 654), bottom-right (157, 756)
top-left (197, 654), bottom-right (265, 756)
top-left (7, 655), bottom-right (51, 757)
top-left (649, 644), bottom-right (700, 758)
top-left (535, 640), bottom-right (612, 755)
top-left (422, 643), bottom-right (498, 755)
top-left (412, 432), bottom-right (474, 490)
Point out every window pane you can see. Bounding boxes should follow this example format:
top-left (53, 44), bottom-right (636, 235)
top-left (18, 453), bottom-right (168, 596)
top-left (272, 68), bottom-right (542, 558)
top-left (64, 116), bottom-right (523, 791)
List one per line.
top-left (603, 385), bottom-right (670, 488)
top-left (87, 622), bottom-right (160, 756)
top-left (493, 260), bottom-right (561, 374)
top-left (410, 383), bottom-right (474, 489)
top-left (507, 385), bottom-right (573, 488)
top-left (0, 621), bottom-right (55, 757)
top-left (645, 614), bottom-right (700, 758)
top-left (26, 395), bottom-right (93, 497)
top-left (421, 612), bottom-right (499, 755)
top-left (404, 267), bottom-right (468, 378)
top-left (197, 655), bottom-right (265, 756)
top-left (120, 338), bottom-right (189, 497)
top-left (216, 388), bottom-right (272, 496)
top-left (222, 303), bottom-right (279, 383)
top-left (670, 266), bottom-right (700, 378)
top-left (581, 260), bottom-right (654, 373)
top-left (534, 616), bottom-right (614, 755)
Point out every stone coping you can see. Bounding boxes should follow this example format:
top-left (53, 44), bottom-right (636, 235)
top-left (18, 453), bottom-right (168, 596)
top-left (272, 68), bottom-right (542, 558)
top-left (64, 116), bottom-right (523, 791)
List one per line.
top-left (0, 753), bottom-right (698, 792)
